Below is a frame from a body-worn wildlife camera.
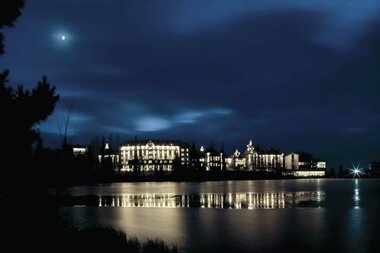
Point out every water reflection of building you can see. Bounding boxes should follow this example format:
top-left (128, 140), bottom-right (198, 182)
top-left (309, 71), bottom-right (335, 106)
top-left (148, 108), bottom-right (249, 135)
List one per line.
top-left (97, 191), bottom-right (325, 209)
top-left (120, 140), bottom-right (189, 172)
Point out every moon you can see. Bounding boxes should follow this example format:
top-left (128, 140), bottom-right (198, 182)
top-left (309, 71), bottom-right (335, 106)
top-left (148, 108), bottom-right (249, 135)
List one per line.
top-left (61, 35), bottom-right (66, 41)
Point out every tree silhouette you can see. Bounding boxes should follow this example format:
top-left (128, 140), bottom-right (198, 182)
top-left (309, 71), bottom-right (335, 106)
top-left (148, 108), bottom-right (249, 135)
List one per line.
top-left (189, 141), bottom-right (199, 171)
top-left (219, 142), bottom-right (226, 171)
top-left (329, 167), bottom-right (336, 177)
top-left (130, 150), bottom-right (142, 173)
top-left (338, 164), bottom-right (344, 178)
top-left (0, 0), bottom-right (24, 54)
top-left (172, 152), bottom-right (186, 174)
top-left (0, 71), bottom-right (59, 177)
top-left (0, 1), bottom-right (59, 180)
top-left (58, 106), bottom-right (74, 149)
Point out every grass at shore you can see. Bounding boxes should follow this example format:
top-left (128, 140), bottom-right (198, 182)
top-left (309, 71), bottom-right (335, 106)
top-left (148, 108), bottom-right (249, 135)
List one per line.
top-left (0, 190), bottom-right (178, 252)
top-left (71, 227), bottom-right (179, 253)
top-left (2, 223), bottom-right (178, 252)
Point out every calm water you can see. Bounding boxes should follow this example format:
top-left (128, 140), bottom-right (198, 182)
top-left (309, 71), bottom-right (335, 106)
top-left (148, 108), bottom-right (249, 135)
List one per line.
top-left (61, 179), bottom-right (380, 253)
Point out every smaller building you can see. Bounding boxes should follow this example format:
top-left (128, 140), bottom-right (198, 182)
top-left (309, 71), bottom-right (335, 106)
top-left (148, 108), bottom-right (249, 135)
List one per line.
top-left (369, 161), bottom-right (380, 177)
top-left (73, 146), bottom-right (87, 157)
top-left (283, 152), bottom-right (326, 177)
top-left (283, 170), bottom-right (326, 177)
top-left (98, 141), bottom-right (120, 170)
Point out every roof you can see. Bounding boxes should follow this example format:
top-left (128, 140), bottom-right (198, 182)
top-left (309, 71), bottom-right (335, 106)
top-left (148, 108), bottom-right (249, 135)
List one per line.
top-left (121, 139), bottom-right (189, 147)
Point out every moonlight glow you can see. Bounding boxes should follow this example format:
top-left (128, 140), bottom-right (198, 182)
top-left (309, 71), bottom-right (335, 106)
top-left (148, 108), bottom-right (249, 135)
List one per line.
top-left (54, 31), bottom-right (70, 43)
top-left (52, 30), bottom-right (73, 49)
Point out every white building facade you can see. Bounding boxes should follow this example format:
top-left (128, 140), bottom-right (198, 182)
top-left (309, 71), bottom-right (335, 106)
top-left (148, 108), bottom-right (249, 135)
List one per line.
top-left (225, 141), bottom-right (284, 171)
top-left (120, 140), bottom-right (189, 172)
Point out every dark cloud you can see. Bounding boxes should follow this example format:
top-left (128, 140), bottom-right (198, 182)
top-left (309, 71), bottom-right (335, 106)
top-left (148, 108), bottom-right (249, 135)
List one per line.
top-left (2, 1), bottom-right (380, 168)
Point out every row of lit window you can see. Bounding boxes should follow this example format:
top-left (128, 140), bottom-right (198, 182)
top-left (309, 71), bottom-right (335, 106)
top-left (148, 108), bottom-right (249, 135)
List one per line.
top-left (121, 145), bottom-right (188, 151)
top-left (124, 150), bottom-right (176, 155)
top-left (123, 151), bottom-right (188, 156)
top-left (293, 171), bottom-right (326, 177)
top-left (208, 156), bottom-right (221, 161)
top-left (122, 155), bottom-right (188, 161)
top-left (208, 163), bottom-right (222, 167)
top-left (125, 160), bottom-right (173, 164)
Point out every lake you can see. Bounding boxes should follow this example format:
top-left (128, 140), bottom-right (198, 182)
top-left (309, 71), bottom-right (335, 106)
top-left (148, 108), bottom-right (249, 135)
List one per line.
top-left (61, 179), bottom-right (380, 253)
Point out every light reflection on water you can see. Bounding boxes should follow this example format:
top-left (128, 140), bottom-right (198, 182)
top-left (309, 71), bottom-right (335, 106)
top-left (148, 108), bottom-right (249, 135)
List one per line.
top-left (96, 191), bottom-right (325, 209)
top-left (63, 179), bottom-right (380, 253)
top-left (353, 179), bottom-right (360, 209)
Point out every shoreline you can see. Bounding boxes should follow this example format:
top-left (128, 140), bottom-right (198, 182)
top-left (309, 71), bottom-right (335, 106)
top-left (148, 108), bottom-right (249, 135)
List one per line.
top-left (2, 170), bottom-right (374, 190)
top-left (61, 171), bottom-right (324, 186)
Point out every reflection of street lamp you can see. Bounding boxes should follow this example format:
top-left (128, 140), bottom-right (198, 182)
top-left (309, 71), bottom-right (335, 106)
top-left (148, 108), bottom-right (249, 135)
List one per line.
top-left (349, 163), bottom-right (364, 178)
top-left (353, 179), bottom-right (360, 209)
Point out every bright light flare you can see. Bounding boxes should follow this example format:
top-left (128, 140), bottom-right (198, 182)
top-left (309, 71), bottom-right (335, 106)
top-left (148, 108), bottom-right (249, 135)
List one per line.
top-left (349, 163), bottom-right (364, 178)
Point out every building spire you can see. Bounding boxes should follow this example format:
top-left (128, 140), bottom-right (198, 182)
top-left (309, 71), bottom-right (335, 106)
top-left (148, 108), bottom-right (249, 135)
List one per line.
top-left (247, 140), bottom-right (254, 150)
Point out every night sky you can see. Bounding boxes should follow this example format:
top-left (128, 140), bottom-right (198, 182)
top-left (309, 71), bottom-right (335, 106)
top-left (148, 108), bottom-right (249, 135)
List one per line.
top-left (2, 0), bottom-right (380, 169)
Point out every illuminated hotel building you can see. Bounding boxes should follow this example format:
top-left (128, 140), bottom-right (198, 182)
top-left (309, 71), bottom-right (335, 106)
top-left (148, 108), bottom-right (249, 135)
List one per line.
top-left (225, 149), bottom-right (246, 170)
top-left (199, 145), bottom-right (224, 171)
top-left (120, 140), bottom-right (189, 172)
top-left (115, 139), bottom-right (325, 177)
top-left (225, 140), bottom-right (284, 171)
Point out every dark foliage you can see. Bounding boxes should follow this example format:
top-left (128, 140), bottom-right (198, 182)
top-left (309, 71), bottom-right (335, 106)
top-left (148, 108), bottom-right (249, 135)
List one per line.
top-left (0, 0), bottom-right (24, 54)
top-left (0, 70), bottom-right (59, 180)
top-left (0, 1), bottom-right (59, 183)
top-left (143, 238), bottom-right (179, 253)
